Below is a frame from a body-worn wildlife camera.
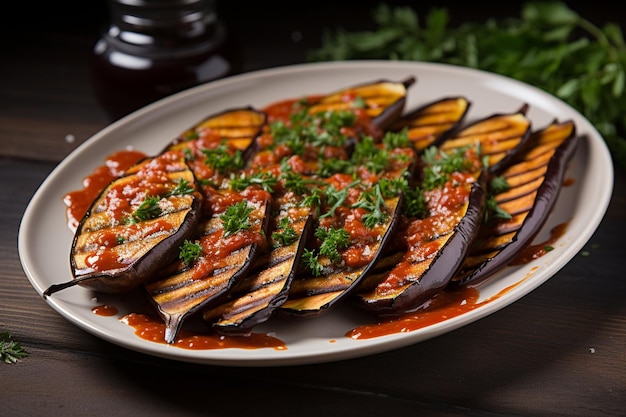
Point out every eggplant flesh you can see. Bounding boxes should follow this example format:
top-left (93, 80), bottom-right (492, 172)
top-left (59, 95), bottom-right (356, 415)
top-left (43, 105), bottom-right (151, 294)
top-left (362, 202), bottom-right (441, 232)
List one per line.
top-left (202, 211), bottom-right (315, 332)
top-left (356, 172), bottom-right (487, 317)
top-left (453, 120), bottom-right (578, 285)
top-left (202, 78), bottom-right (417, 326)
top-left (391, 96), bottom-right (471, 152)
top-left (280, 194), bottom-right (403, 318)
top-left (307, 77), bottom-right (415, 131)
top-left (438, 105), bottom-right (531, 175)
top-left (145, 196), bottom-right (271, 343)
top-left (44, 152), bottom-right (202, 296)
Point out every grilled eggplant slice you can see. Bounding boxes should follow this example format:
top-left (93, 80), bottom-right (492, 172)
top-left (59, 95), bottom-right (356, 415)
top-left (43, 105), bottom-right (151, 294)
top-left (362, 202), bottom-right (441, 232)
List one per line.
top-left (356, 157), bottom-right (487, 317)
top-left (453, 120), bottom-right (579, 285)
top-left (138, 108), bottom-right (270, 343)
top-left (200, 81), bottom-right (416, 328)
top-left (280, 193), bottom-right (403, 318)
top-left (280, 135), bottom-right (416, 318)
top-left (306, 77), bottom-right (415, 131)
top-left (164, 107), bottom-right (267, 155)
top-left (44, 151), bottom-right (203, 296)
top-left (439, 104), bottom-right (532, 174)
top-left (202, 204), bottom-right (315, 332)
top-left (355, 106), bottom-right (533, 316)
top-left (391, 96), bottom-right (471, 152)
top-left (145, 191), bottom-right (271, 343)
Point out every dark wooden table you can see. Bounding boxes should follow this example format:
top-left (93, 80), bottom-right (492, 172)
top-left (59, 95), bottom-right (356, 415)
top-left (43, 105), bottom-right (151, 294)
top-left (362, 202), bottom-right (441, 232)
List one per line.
top-left (2, 2), bottom-right (624, 416)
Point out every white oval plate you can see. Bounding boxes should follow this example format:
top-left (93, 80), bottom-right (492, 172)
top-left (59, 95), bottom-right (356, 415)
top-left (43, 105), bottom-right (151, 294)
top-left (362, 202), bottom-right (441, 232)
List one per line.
top-left (19, 61), bottom-right (613, 366)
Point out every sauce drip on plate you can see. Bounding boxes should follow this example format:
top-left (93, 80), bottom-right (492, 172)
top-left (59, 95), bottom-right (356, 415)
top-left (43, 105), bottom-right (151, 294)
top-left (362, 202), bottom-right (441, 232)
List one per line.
top-left (121, 313), bottom-right (287, 350)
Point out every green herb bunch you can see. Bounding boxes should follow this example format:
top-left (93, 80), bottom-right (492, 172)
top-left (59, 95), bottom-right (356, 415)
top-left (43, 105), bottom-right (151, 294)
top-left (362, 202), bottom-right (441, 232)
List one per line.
top-left (309, 2), bottom-right (626, 168)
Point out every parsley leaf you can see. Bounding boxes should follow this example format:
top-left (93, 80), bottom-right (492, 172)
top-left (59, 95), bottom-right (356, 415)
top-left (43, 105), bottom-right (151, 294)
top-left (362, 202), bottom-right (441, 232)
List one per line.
top-left (315, 226), bottom-right (351, 263)
top-left (301, 248), bottom-right (324, 276)
top-left (167, 178), bottom-right (195, 196)
top-left (220, 201), bottom-right (254, 237)
top-left (230, 171), bottom-right (277, 193)
top-left (352, 184), bottom-right (389, 228)
top-left (0, 331), bottom-right (28, 364)
top-left (179, 240), bottom-right (203, 266)
top-left (129, 196), bottom-right (162, 223)
top-left (202, 142), bottom-right (245, 174)
top-left (272, 218), bottom-right (299, 248)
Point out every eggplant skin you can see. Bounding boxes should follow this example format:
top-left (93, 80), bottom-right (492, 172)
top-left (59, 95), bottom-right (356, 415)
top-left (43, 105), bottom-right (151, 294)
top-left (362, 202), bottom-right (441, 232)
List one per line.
top-left (44, 156), bottom-right (203, 296)
top-left (455, 122), bottom-right (579, 285)
top-left (357, 172), bottom-right (487, 317)
top-left (69, 197), bottom-right (201, 294)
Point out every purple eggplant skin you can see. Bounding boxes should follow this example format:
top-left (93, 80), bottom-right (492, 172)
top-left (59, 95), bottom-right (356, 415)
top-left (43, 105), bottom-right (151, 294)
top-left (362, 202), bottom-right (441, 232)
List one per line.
top-left (43, 159), bottom-right (203, 297)
top-left (358, 172), bottom-right (487, 317)
top-left (455, 127), bottom-right (580, 286)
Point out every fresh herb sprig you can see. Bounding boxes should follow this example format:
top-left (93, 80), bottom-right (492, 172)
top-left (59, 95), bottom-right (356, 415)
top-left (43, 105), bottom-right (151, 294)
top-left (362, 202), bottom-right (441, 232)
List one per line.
top-left (179, 240), bottom-right (203, 266)
top-left (128, 195), bottom-right (162, 223)
top-left (309, 2), bottom-right (626, 168)
top-left (1, 331), bottom-right (28, 364)
top-left (220, 201), bottom-right (254, 237)
top-left (315, 226), bottom-right (351, 262)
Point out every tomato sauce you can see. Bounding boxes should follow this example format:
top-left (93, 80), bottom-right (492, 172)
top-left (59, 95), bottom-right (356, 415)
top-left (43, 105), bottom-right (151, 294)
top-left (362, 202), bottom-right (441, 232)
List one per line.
top-left (63, 149), bottom-right (146, 232)
top-left (510, 221), bottom-right (569, 265)
top-left (92, 304), bottom-right (119, 317)
top-left (120, 313), bottom-right (286, 350)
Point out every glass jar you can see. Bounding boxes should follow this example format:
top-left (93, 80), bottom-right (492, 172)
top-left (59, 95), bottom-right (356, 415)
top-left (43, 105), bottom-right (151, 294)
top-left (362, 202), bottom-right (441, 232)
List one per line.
top-left (91, 0), bottom-right (241, 120)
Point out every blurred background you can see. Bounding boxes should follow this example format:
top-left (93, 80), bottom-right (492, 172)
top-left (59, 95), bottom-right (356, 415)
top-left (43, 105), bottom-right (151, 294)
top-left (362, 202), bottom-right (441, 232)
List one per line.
top-left (0, 0), bottom-right (618, 159)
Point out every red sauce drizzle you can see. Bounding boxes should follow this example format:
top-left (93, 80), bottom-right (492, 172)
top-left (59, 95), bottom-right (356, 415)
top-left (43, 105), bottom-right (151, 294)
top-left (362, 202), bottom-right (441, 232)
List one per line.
top-left (350, 222), bottom-right (569, 339)
top-left (121, 313), bottom-right (286, 350)
top-left (63, 149), bottom-right (146, 232)
top-left (510, 222), bottom-right (568, 266)
top-left (92, 305), bottom-right (119, 317)
top-left (563, 177), bottom-right (575, 187)
top-left (348, 286), bottom-right (482, 339)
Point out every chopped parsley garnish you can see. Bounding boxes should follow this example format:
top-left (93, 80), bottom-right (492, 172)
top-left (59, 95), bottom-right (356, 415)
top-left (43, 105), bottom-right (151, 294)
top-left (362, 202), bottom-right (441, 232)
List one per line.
top-left (318, 157), bottom-right (354, 177)
top-left (352, 135), bottom-right (380, 162)
top-left (319, 181), bottom-right (359, 219)
top-left (315, 226), bottom-right (351, 263)
top-left (179, 240), bottom-right (203, 266)
top-left (183, 147), bottom-right (194, 161)
top-left (167, 178), bottom-right (195, 196)
top-left (351, 95), bottom-right (367, 109)
top-left (301, 248), bottom-right (324, 276)
top-left (0, 331), bottom-right (28, 364)
top-left (352, 184), bottom-right (389, 228)
top-left (182, 130), bottom-right (199, 141)
top-left (272, 218), bottom-right (299, 248)
top-left (300, 187), bottom-right (325, 213)
top-left (402, 186), bottom-right (429, 219)
top-left (490, 175), bottom-right (511, 195)
top-left (270, 120), bottom-right (306, 155)
top-left (382, 128), bottom-right (411, 149)
top-left (202, 142), bottom-right (245, 174)
top-left (220, 201), bottom-right (254, 237)
top-left (280, 171), bottom-right (322, 195)
top-left (230, 171), bottom-right (277, 193)
top-left (421, 146), bottom-right (474, 190)
top-left (129, 196), bottom-right (162, 223)
top-left (484, 176), bottom-right (513, 223)
top-left (271, 109), bottom-right (356, 151)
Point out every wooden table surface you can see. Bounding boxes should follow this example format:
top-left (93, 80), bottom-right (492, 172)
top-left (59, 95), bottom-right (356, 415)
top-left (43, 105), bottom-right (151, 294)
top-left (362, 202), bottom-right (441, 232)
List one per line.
top-left (2, 2), bottom-right (624, 416)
